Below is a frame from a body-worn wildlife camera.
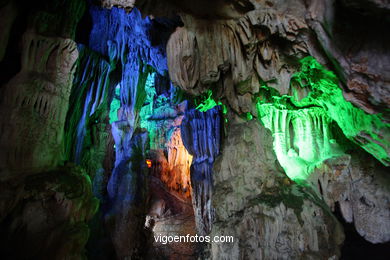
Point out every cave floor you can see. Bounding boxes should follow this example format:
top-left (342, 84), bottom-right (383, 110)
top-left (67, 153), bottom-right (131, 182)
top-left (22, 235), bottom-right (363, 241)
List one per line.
top-left (147, 177), bottom-right (198, 259)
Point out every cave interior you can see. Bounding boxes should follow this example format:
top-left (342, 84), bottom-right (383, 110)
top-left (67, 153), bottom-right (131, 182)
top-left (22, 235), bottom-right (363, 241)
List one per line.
top-left (0, 0), bottom-right (389, 259)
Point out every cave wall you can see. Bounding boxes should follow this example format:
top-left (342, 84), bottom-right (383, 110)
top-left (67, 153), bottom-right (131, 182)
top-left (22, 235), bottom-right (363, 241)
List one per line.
top-left (212, 115), bottom-right (344, 259)
top-left (0, 0), bottom-right (99, 259)
top-left (0, 0), bottom-right (389, 259)
top-left (160, 0), bottom-right (389, 258)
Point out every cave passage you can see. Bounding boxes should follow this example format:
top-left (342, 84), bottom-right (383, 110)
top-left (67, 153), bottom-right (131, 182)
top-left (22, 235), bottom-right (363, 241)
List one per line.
top-left (0, 0), bottom-right (389, 259)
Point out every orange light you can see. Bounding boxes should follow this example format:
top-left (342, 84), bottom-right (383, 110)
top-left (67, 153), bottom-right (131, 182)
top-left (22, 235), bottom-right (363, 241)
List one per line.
top-left (146, 159), bottom-right (152, 168)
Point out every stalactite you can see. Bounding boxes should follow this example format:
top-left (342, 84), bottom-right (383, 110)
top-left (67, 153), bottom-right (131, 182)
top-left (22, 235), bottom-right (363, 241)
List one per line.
top-left (0, 1), bottom-right (96, 258)
top-left (256, 57), bottom-right (389, 183)
top-left (89, 6), bottom-right (169, 75)
top-left (181, 107), bottom-right (222, 235)
top-left (84, 8), bottom-right (179, 258)
top-left (65, 44), bottom-right (111, 168)
top-left (106, 129), bottom-right (150, 259)
top-left (290, 57), bottom-right (389, 166)
top-left (258, 105), bottom-right (344, 182)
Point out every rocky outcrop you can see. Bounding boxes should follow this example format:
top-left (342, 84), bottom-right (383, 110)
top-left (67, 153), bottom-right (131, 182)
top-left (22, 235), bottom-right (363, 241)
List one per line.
top-left (0, 0), bottom-right (85, 176)
top-left (0, 1), bottom-right (98, 259)
top-left (0, 32), bottom-right (78, 176)
top-left (165, 0), bottom-right (389, 166)
top-left (212, 117), bottom-right (344, 259)
top-left (309, 151), bottom-right (390, 244)
top-left (306, 0), bottom-right (390, 115)
top-left (165, 1), bottom-right (390, 250)
top-left (140, 80), bottom-right (193, 198)
top-left (0, 165), bottom-right (98, 259)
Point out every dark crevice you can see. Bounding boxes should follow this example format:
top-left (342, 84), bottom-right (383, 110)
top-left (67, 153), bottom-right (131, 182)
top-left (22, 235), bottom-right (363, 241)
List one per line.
top-left (333, 202), bottom-right (390, 260)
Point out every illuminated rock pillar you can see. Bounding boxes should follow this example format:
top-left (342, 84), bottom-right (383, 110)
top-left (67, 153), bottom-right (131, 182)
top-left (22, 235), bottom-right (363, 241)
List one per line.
top-left (181, 107), bottom-right (221, 235)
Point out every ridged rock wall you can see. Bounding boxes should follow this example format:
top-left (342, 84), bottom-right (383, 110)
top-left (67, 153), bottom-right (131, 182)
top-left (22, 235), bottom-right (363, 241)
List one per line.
top-left (166, 4), bottom-right (389, 163)
top-left (140, 75), bottom-right (193, 198)
top-left (212, 117), bottom-right (344, 259)
top-left (106, 129), bottom-right (150, 259)
top-left (162, 0), bottom-right (390, 252)
top-left (81, 5), bottom-right (181, 258)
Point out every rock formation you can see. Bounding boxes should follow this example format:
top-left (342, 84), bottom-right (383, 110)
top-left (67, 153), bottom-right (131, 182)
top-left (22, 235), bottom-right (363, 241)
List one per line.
top-left (0, 1), bottom-right (98, 258)
top-left (181, 108), bottom-right (222, 236)
top-left (0, 0), bottom-right (389, 259)
top-left (212, 117), bottom-right (344, 259)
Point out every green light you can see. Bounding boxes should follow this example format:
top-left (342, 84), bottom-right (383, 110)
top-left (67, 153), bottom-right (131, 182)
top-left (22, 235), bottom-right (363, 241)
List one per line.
top-left (196, 90), bottom-right (218, 112)
top-left (292, 57), bottom-right (389, 165)
top-left (258, 104), bottom-right (343, 182)
top-left (139, 73), bottom-right (158, 148)
top-left (257, 56), bottom-right (389, 182)
top-left (246, 112), bottom-right (253, 121)
top-left (109, 84), bottom-right (121, 124)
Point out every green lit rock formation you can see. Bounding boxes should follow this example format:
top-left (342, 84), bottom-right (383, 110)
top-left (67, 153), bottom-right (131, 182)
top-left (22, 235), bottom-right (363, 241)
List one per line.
top-left (0, 0), bottom-right (389, 259)
top-left (257, 57), bottom-right (389, 182)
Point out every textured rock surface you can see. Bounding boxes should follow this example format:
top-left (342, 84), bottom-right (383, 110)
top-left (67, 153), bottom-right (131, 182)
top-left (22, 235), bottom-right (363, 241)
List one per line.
top-left (65, 45), bottom-right (112, 174)
top-left (166, 0), bottom-right (390, 165)
top-left (181, 108), bottom-right (222, 236)
top-left (0, 32), bottom-right (78, 176)
top-left (211, 117), bottom-right (344, 259)
top-left (0, 0), bottom-right (389, 259)
top-left (162, 1), bottom-right (390, 251)
top-left (106, 129), bottom-right (150, 259)
top-left (309, 151), bottom-right (390, 243)
top-left (0, 165), bottom-right (98, 259)
top-left (0, 1), bottom-right (97, 259)
top-left (147, 176), bottom-right (198, 260)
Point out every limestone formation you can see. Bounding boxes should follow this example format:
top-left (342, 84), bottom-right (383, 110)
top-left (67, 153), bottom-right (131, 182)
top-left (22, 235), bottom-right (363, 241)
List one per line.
top-left (65, 45), bottom-right (112, 178)
top-left (0, 0), bottom-right (389, 259)
top-left (309, 152), bottom-right (390, 243)
top-left (181, 108), bottom-right (222, 236)
top-left (212, 117), bottom-right (344, 259)
top-left (0, 165), bottom-right (98, 259)
top-left (0, 32), bottom-right (78, 176)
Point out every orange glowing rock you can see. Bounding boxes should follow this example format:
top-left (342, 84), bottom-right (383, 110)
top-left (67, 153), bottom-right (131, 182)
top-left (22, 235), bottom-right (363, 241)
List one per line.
top-left (164, 128), bottom-right (193, 198)
top-left (146, 159), bottom-right (152, 168)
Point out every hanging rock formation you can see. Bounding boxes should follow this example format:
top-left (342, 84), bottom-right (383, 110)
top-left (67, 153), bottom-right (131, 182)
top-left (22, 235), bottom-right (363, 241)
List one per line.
top-left (0, 0), bottom-right (389, 259)
top-left (181, 107), bottom-right (222, 236)
top-left (106, 129), bottom-right (150, 259)
top-left (163, 0), bottom-right (390, 251)
top-left (65, 45), bottom-right (112, 173)
top-left (308, 151), bottom-right (390, 243)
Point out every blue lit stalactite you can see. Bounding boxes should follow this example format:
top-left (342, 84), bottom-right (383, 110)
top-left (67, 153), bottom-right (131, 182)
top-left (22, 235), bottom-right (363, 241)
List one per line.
top-left (180, 107), bottom-right (222, 235)
top-left (64, 45), bottom-right (111, 165)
